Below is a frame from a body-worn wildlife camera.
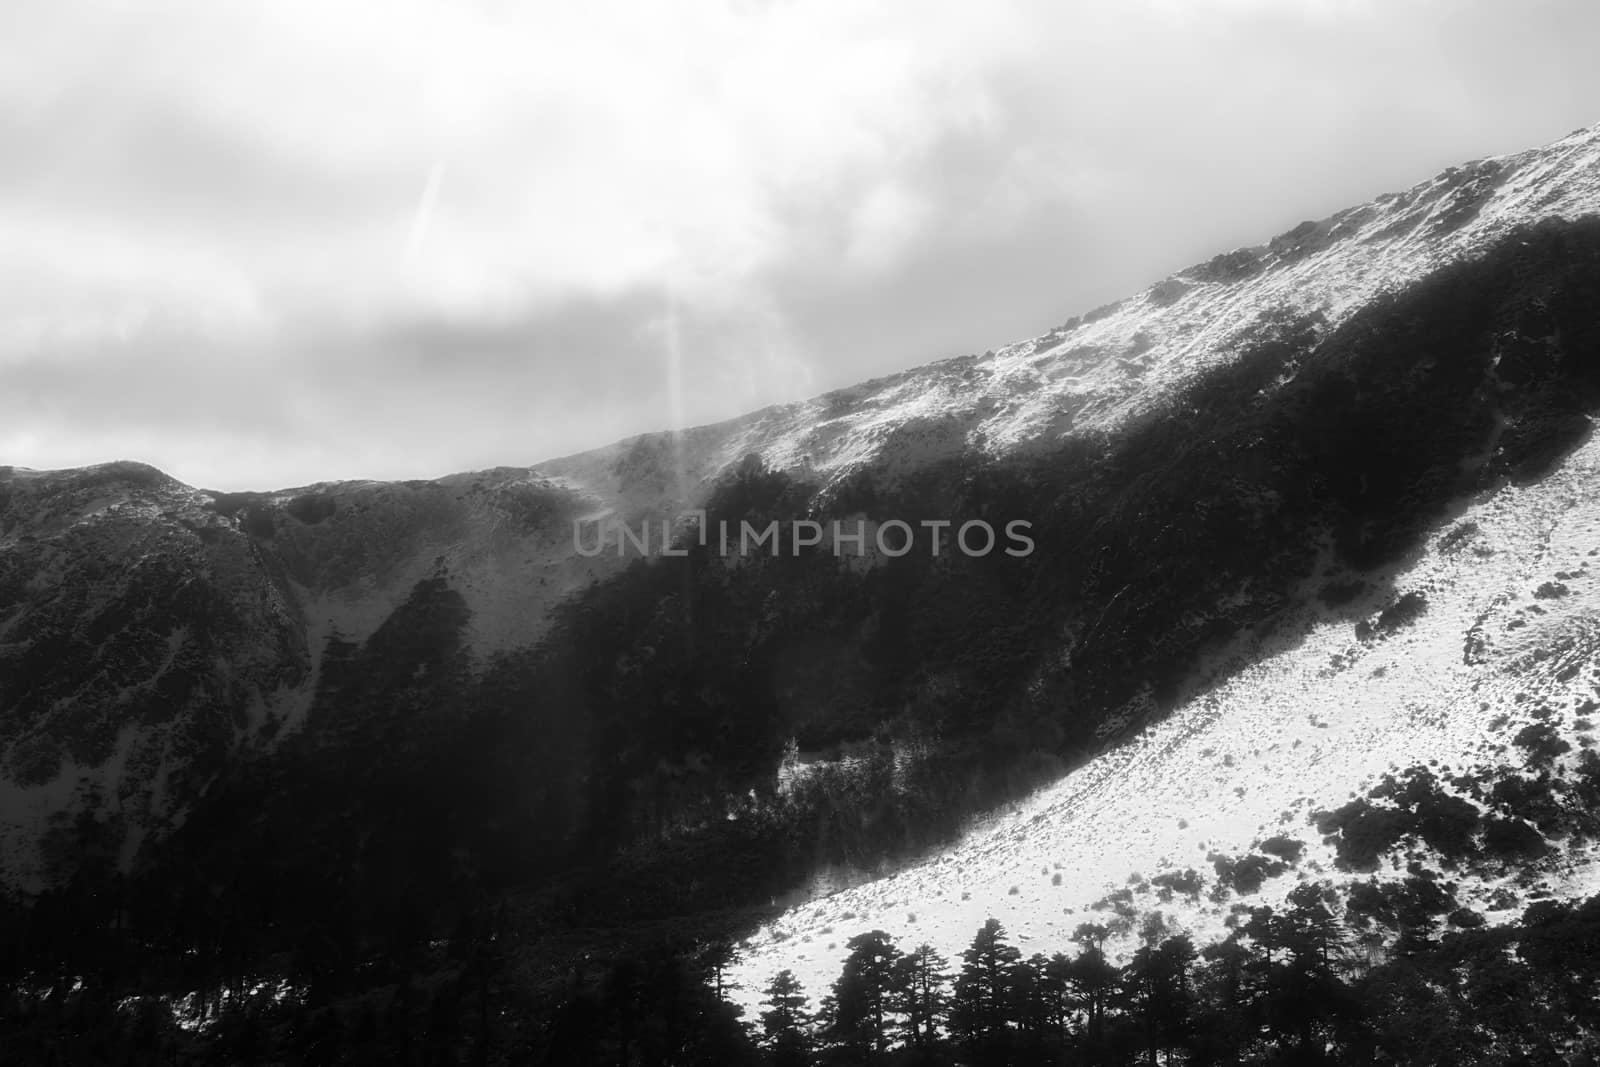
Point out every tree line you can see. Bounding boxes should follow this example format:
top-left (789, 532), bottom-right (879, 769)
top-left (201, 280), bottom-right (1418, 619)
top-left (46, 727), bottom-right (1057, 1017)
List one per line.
top-left (745, 883), bottom-right (1600, 1066)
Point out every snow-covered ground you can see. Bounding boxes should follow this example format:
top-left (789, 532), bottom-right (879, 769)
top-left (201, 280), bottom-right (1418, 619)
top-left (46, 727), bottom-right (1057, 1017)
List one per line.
top-left (728, 419), bottom-right (1600, 1011)
top-left (541, 124), bottom-right (1600, 509)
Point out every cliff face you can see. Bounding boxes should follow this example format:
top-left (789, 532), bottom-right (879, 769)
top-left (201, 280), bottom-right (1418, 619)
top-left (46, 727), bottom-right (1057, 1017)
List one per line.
top-left (1, 124), bottom-right (1598, 911)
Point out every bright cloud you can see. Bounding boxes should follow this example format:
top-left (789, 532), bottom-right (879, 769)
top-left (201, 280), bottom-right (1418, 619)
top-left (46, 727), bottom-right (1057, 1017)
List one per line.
top-left (1, 0), bottom-right (1596, 488)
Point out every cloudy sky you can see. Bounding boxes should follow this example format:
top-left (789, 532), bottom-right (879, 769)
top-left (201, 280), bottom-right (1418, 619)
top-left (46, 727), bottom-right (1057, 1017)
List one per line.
top-left (3, 0), bottom-right (1597, 490)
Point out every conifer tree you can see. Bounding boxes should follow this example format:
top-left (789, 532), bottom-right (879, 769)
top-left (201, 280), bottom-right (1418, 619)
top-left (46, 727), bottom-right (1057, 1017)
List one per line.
top-left (1068, 922), bottom-right (1120, 1053)
top-left (893, 942), bottom-right (952, 1050)
top-left (830, 930), bottom-right (903, 1061)
top-left (952, 918), bottom-right (1021, 1064)
top-left (1125, 933), bottom-right (1196, 1065)
top-left (761, 969), bottom-right (813, 1067)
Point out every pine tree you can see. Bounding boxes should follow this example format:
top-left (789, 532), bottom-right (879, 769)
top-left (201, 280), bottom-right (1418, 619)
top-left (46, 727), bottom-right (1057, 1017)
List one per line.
top-left (952, 918), bottom-right (1021, 1064)
top-left (1067, 921), bottom-right (1120, 1053)
top-left (1008, 952), bottom-right (1055, 1063)
top-left (1125, 934), bottom-right (1196, 1066)
top-left (699, 938), bottom-right (743, 1008)
top-left (1268, 883), bottom-right (1357, 1059)
top-left (1041, 953), bottom-right (1076, 1051)
top-left (893, 943), bottom-right (952, 1050)
top-left (760, 969), bottom-right (812, 1067)
top-left (830, 930), bottom-right (903, 1061)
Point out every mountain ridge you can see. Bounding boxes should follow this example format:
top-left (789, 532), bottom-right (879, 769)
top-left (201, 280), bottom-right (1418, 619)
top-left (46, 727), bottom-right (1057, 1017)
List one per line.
top-left (13, 125), bottom-right (1598, 503)
top-left (3, 122), bottom-right (1600, 1010)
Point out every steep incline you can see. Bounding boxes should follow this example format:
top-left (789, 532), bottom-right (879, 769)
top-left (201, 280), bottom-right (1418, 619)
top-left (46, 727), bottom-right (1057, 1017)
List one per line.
top-left (1, 122), bottom-right (1597, 908)
top-left (540, 124), bottom-right (1600, 501)
top-left (730, 423), bottom-right (1600, 1008)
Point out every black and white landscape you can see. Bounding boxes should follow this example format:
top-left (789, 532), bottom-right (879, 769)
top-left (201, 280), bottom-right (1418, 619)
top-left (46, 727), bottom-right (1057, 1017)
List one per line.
top-left (5, 4), bottom-right (1600, 1065)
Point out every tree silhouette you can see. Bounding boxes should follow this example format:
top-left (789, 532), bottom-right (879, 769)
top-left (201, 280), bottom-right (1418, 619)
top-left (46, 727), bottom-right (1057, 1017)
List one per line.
top-left (761, 968), bottom-right (813, 1066)
top-left (830, 930), bottom-right (903, 1061)
top-left (893, 943), bottom-right (952, 1052)
top-left (1068, 922), bottom-right (1120, 1056)
top-left (951, 918), bottom-right (1021, 1064)
top-left (1124, 933), bottom-right (1196, 1066)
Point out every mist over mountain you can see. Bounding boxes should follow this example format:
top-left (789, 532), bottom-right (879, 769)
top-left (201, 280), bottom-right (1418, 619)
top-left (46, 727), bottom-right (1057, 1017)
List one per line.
top-left (4, 122), bottom-right (1600, 1063)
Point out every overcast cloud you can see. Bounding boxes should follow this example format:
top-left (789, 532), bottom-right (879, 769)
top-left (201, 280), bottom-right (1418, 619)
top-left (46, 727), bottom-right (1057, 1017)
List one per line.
top-left (2, 0), bottom-right (1597, 489)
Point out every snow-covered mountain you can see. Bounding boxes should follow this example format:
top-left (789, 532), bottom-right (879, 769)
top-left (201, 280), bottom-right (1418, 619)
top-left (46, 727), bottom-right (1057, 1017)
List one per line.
top-left (2, 118), bottom-right (1599, 980)
top-left (540, 123), bottom-right (1600, 493)
top-left (708, 121), bottom-right (1600, 1007)
top-left (728, 395), bottom-right (1600, 1011)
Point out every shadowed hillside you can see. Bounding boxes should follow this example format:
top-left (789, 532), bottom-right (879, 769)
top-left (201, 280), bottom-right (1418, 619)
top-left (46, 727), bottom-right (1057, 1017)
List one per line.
top-left (4, 127), bottom-right (1600, 1064)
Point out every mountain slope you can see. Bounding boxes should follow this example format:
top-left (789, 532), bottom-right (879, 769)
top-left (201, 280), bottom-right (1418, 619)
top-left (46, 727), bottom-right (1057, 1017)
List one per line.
top-left (536, 123), bottom-right (1600, 496)
top-left (0, 464), bottom-right (606, 888)
top-left (1, 122), bottom-right (1598, 996)
top-left (730, 393), bottom-right (1600, 1009)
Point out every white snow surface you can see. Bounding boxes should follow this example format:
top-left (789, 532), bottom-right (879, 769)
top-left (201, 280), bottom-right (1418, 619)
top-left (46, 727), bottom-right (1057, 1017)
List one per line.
top-left (540, 124), bottom-right (1600, 511)
top-left (728, 409), bottom-right (1600, 1013)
